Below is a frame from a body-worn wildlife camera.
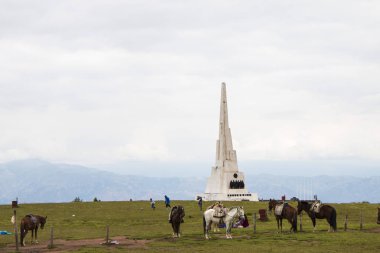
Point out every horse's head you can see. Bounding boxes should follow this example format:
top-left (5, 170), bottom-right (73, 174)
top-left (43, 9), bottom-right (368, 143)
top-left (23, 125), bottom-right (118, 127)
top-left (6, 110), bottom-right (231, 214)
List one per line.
top-left (40, 216), bottom-right (47, 229)
top-left (238, 207), bottom-right (245, 220)
top-left (172, 205), bottom-right (185, 220)
top-left (297, 201), bottom-right (310, 215)
top-left (268, 199), bottom-right (276, 211)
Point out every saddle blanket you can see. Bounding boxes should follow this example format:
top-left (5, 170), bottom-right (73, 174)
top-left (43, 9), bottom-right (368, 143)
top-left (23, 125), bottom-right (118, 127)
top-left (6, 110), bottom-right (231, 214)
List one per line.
top-left (213, 208), bottom-right (226, 218)
top-left (275, 204), bottom-right (284, 216)
top-left (310, 202), bottom-right (322, 213)
top-left (213, 212), bottom-right (225, 218)
top-left (26, 214), bottom-right (38, 224)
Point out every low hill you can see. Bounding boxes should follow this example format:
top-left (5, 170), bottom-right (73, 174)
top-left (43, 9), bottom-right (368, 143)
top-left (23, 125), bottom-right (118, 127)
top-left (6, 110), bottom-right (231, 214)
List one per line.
top-left (0, 159), bottom-right (379, 204)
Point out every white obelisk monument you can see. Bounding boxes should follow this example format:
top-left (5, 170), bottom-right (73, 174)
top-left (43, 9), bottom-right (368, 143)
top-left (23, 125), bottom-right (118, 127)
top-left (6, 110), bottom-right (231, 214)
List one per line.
top-left (200, 83), bottom-right (258, 201)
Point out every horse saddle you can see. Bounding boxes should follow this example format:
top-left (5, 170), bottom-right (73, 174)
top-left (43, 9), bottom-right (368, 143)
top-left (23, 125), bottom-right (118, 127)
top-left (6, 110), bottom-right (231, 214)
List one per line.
top-left (26, 214), bottom-right (38, 225)
top-left (213, 207), bottom-right (226, 218)
top-left (275, 204), bottom-right (285, 216)
top-left (310, 202), bottom-right (322, 213)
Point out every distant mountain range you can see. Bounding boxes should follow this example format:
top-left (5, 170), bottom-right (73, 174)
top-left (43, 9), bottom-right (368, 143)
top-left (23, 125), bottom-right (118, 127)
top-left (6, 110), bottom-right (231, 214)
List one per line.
top-left (0, 159), bottom-right (379, 204)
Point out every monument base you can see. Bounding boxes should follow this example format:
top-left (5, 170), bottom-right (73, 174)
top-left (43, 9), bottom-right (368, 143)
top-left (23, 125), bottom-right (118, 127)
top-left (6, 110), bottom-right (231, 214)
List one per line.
top-left (197, 192), bottom-right (259, 202)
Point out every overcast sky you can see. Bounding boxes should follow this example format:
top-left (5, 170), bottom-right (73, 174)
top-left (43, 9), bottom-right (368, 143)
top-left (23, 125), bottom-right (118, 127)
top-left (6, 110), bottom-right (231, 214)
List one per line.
top-left (0, 1), bottom-right (379, 175)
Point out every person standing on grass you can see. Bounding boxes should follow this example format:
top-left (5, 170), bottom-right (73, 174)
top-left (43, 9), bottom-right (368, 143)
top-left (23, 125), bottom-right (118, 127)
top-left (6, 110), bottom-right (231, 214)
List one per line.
top-left (197, 196), bottom-right (203, 211)
top-left (150, 198), bottom-right (156, 210)
top-left (164, 195), bottom-right (171, 208)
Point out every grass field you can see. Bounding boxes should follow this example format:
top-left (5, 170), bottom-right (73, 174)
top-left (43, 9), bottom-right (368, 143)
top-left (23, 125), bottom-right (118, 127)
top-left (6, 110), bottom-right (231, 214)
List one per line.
top-left (1, 201), bottom-right (379, 252)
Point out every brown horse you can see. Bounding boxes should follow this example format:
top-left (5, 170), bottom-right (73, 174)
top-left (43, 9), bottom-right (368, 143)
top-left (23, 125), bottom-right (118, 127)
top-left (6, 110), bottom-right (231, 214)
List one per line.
top-left (377, 208), bottom-right (380, 224)
top-left (268, 199), bottom-right (297, 233)
top-left (20, 214), bottom-right (47, 246)
top-left (169, 205), bottom-right (185, 238)
top-left (297, 201), bottom-right (336, 232)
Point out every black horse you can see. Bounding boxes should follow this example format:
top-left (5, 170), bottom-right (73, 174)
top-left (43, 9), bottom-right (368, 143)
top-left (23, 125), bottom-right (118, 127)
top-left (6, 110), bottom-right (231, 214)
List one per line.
top-left (169, 205), bottom-right (185, 237)
top-left (20, 214), bottom-right (47, 246)
top-left (297, 201), bottom-right (337, 232)
top-left (377, 208), bottom-right (380, 224)
top-left (268, 199), bottom-right (297, 233)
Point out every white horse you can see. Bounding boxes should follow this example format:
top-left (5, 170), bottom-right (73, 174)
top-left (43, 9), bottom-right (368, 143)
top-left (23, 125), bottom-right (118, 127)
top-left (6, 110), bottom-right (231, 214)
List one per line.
top-left (203, 206), bottom-right (245, 239)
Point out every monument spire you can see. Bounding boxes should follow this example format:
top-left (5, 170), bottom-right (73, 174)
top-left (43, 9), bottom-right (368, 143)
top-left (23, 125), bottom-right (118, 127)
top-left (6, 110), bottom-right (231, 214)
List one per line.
top-left (216, 83), bottom-right (237, 168)
top-left (199, 82), bottom-right (258, 201)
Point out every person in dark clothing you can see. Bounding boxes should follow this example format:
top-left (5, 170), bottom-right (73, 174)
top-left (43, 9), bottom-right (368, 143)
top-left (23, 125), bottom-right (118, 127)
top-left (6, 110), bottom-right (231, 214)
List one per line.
top-left (150, 199), bottom-right (156, 210)
top-left (197, 196), bottom-right (203, 211)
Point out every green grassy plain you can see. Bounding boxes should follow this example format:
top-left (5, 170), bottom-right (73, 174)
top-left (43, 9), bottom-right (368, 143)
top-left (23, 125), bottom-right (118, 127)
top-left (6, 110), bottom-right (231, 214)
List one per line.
top-left (1, 201), bottom-right (379, 252)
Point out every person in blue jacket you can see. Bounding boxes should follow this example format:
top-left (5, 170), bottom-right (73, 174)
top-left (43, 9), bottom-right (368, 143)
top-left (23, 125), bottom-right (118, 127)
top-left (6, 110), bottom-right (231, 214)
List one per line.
top-left (164, 195), bottom-right (171, 208)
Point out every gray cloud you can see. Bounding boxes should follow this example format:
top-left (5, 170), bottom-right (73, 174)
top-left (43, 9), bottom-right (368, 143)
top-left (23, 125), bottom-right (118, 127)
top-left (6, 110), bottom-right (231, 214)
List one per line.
top-left (0, 1), bottom-right (379, 173)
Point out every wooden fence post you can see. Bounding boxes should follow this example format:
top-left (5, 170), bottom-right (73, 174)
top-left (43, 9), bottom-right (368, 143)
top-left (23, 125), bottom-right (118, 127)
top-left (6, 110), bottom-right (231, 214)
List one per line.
top-left (344, 214), bottom-right (348, 231)
top-left (299, 212), bottom-right (303, 232)
top-left (253, 213), bottom-right (257, 234)
top-left (360, 211), bottom-right (363, 230)
top-left (13, 209), bottom-right (19, 252)
top-left (106, 225), bottom-right (110, 244)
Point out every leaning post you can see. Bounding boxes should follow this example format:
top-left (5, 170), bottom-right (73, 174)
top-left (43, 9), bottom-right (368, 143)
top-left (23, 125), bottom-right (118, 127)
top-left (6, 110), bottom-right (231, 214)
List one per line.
top-left (299, 212), bottom-right (303, 232)
top-left (344, 214), bottom-right (348, 231)
top-left (13, 209), bottom-right (19, 252)
top-left (253, 213), bottom-right (257, 234)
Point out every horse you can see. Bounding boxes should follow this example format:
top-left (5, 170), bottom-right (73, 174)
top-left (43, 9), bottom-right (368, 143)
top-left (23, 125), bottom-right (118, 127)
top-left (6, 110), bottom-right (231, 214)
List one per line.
top-left (297, 201), bottom-right (337, 232)
top-left (268, 199), bottom-right (297, 233)
top-left (377, 207), bottom-right (380, 224)
top-left (20, 214), bottom-right (47, 246)
top-left (169, 205), bottom-right (185, 238)
top-left (203, 206), bottom-right (245, 239)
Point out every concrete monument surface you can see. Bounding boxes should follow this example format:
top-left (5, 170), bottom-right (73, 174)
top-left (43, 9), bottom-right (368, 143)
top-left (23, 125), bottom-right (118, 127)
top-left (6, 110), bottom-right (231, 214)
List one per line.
top-left (198, 83), bottom-right (258, 201)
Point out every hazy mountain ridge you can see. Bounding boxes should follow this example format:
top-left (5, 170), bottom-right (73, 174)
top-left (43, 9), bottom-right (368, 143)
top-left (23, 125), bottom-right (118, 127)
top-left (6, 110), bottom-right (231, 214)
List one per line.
top-left (0, 160), bottom-right (379, 204)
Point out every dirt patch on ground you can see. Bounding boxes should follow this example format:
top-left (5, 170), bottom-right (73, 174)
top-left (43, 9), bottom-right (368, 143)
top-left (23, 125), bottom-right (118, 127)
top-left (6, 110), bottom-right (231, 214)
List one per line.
top-left (3, 236), bottom-right (149, 252)
top-left (368, 227), bottom-right (380, 233)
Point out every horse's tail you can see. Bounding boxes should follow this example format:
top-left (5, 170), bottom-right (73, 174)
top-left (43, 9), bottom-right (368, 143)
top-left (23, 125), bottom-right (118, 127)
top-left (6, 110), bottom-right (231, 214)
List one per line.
top-left (330, 207), bottom-right (337, 231)
top-left (203, 214), bottom-right (206, 235)
top-left (292, 209), bottom-right (298, 232)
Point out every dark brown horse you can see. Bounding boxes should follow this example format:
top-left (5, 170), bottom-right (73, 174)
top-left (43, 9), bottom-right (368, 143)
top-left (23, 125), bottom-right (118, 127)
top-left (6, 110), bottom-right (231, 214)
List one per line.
top-left (169, 205), bottom-right (185, 238)
top-left (20, 214), bottom-right (47, 246)
top-left (297, 201), bottom-right (336, 232)
top-left (268, 199), bottom-right (297, 233)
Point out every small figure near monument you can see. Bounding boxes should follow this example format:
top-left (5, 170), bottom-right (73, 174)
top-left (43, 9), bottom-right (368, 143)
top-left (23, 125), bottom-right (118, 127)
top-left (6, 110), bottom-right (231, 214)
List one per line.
top-left (169, 205), bottom-right (185, 238)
